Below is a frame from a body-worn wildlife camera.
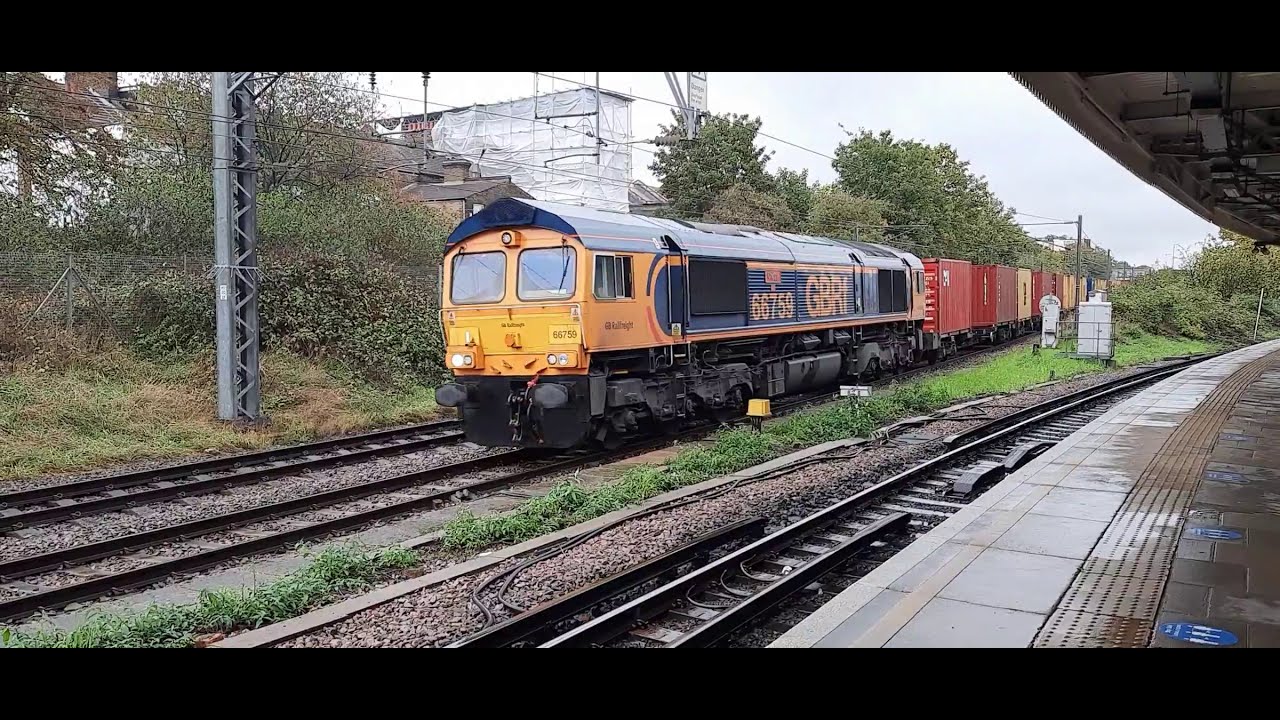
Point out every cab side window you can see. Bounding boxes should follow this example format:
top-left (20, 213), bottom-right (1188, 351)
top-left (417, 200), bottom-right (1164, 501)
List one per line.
top-left (594, 254), bottom-right (634, 299)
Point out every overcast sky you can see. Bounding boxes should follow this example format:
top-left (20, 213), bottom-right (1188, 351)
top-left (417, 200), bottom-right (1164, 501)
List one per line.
top-left (367, 71), bottom-right (1219, 267)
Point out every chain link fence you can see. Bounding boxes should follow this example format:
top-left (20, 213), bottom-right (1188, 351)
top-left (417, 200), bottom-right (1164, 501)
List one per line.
top-left (0, 252), bottom-right (205, 341)
top-left (0, 251), bottom-right (440, 360)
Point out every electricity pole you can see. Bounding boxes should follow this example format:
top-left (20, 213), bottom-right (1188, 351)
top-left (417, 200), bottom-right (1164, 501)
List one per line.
top-left (422, 73), bottom-right (431, 169)
top-left (212, 71), bottom-right (281, 422)
top-left (664, 72), bottom-right (708, 140)
top-left (1256, 288), bottom-right (1267, 341)
top-left (1074, 214), bottom-right (1083, 305)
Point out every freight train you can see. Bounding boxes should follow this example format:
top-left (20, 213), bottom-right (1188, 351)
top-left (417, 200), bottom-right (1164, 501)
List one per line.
top-left (433, 198), bottom-right (1092, 450)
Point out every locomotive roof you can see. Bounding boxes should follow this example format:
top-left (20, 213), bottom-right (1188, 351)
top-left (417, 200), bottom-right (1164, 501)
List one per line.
top-left (447, 198), bottom-right (921, 270)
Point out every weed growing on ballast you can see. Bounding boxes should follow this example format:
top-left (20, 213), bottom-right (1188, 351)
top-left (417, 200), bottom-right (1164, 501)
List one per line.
top-left (0, 543), bottom-right (418, 649)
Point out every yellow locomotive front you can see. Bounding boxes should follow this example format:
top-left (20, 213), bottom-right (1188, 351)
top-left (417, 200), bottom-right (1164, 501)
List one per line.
top-left (434, 225), bottom-right (593, 447)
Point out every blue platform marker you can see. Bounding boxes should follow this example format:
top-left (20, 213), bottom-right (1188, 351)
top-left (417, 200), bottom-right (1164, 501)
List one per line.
top-left (1188, 527), bottom-right (1244, 541)
top-left (1159, 623), bottom-right (1238, 646)
top-left (1205, 470), bottom-right (1249, 484)
top-left (1219, 433), bottom-right (1253, 442)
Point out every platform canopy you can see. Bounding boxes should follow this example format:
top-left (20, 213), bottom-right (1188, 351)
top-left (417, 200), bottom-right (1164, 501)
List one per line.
top-left (1012, 72), bottom-right (1280, 249)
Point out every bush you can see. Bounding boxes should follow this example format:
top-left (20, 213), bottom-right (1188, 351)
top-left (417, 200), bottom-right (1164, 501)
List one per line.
top-left (121, 253), bottom-right (447, 384)
top-left (122, 271), bottom-right (213, 357)
top-left (1110, 270), bottom-right (1277, 342)
top-left (258, 253), bottom-right (445, 385)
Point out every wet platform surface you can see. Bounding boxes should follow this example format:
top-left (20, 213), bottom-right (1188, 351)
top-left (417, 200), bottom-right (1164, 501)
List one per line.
top-left (771, 339), bottom-right (1280, 648)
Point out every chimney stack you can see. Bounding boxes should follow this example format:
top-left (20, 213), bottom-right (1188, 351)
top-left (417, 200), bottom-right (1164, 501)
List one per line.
top-left (65, 72), bottom-right (118, 99)
top-left (441, 158), bottom-right (471, 183)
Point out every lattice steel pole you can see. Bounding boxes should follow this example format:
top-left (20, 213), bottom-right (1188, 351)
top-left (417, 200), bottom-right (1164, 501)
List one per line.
top-left (212, 71), bottom-right (262, 421)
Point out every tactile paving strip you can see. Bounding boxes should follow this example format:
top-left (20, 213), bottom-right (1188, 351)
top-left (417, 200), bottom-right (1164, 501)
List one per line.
top-left (1035, 610), bottom-right (1153, 649)
top-left (1035, 350), bottom-right (1280, 648)
top-left (1055, 574), bottom-right (1165, 618)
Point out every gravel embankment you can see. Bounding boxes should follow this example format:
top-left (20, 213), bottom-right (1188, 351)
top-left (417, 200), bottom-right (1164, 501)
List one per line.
top-left (0, 440), bottom-right (503, 563)
top-left (0, 419), bottom-right (458, 495)
top-left (278, 362), bottom-right (1162, 648)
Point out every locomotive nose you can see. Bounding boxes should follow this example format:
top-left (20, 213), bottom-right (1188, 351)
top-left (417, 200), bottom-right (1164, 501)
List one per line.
top-left (434, 383), bottom-right (470, 408)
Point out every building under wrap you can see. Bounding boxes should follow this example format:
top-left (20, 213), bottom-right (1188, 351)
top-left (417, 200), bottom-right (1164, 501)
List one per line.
top-left (431, 88), bottom-right (634, 212)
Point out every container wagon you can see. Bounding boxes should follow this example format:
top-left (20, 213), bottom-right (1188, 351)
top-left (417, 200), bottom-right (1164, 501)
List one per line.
top-left (1061, 274), bottom-right (1078, 311)
top-left (1031, 270), bottom-right (1048, 317)
top-left (921, 258), bottom-right (973, 361)
top-left (971, 264), bottom-right (1019, 342)
top-left (1017, 268), bottom-right (1033, 331)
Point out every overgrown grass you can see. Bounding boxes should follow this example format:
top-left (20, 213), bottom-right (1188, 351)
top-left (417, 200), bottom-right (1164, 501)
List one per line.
top-left (0, 543), bottom-right (418, 648)
top-left (442, 330), bottom-right (1215, 551)
top-left (910, 329), bottom-right (1216, 400)
top-left (0, 348), bottom-right (443, 481)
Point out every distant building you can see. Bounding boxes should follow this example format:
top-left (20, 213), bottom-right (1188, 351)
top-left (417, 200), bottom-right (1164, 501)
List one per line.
top-left (429, 88), bottom-right (635, 212)
top-left (628, 180), bottom-right (669, 216)
top-left (1111, 265), bottom-right (1153, 281)
top-left (398, 158), bottom-right (531, 224)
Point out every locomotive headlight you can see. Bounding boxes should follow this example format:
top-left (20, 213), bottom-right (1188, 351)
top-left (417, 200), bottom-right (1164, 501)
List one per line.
top-left (451, 353), bottom-right (466, 368)
top-left (558, 353), bottom-right (569, 365)
top-left (462, 355), bottom-right (473, 366)
top-left (546, 353), bottom-right (558, 365)
top-left (501, 232), bottom-right (513, 245)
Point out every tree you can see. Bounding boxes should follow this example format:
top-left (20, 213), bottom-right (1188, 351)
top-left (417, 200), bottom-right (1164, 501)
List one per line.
top-left (0, 71), bottom-right (121, 215)
top-left (832, 128), bottom-right (1034, 264)
top-left (704, 184), bottom-right (794, 230)
top-left (129, 72), bottom-right (383, 194)
top-left (772, 168), bottom-right (815, 228)
top-left (649, 112), bottom-right (774, 217)
top-left (806, 187), bottom-right (886, 242)
top-left (1190, 230), bottom-right (1280, 300)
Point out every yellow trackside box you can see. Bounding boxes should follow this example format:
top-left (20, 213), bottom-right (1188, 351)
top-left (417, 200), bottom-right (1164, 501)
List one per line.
top-left (747, 399), bottom-right (772, 418)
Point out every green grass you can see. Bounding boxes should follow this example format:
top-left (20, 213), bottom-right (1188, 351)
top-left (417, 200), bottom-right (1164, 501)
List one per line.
top-left (910, 330), bottom-right (1216, 401)
top-left (0, 543), bottom-right (418, 649)
top-left (441, 330), bottom-right (1216, 551)
top-left (0, 348), bottom-right (443, 481)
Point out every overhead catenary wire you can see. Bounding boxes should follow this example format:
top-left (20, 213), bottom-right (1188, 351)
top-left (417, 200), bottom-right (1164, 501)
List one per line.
top-left (11, 79), bottom-right (1101, 266)
top-left (5, 106), bottom-right (1071, 262)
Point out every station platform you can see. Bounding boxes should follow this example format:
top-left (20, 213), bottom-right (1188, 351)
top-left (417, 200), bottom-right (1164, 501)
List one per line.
top-left (771, 339), bottom-right (1280, 648)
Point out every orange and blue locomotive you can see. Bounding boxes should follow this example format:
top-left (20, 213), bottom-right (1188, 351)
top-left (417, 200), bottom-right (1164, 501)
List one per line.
top-left (433, 198), bottom-right (931, 449)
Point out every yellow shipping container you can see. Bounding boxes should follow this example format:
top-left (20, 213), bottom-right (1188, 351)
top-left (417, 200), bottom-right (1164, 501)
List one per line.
top-left (1017, 268), bottom-right (1033, 320)
top-left (1062, 274), bottom-right (1078, 310)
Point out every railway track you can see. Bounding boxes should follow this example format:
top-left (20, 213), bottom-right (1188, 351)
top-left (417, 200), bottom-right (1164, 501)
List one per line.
top-left (0, 418), bottom-right (465, 529)
top-left (447, 357), bottom-right (1205, 648)
top-left (0, 334), bottom-right (1040, 624)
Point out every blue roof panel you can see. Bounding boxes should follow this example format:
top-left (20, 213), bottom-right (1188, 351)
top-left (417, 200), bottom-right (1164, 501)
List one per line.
top-left (447, 199), bottom-right (921, 268)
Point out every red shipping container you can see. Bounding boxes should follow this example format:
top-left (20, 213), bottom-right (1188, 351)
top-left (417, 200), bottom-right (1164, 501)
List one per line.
top-left (996, 265), bottom-right (1017, 324)
top-left (1031, 271), bottom-right (1048, 317)
top-left (923, 258), bottom-right (972, 336)
top-left (971, 265), bottom-right (996, 328)
top-left (971, 265), bottom-right (1018, 327)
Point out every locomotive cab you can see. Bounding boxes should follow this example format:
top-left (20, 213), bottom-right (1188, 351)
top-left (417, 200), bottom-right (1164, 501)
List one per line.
top-left (435, 226), bottom-right (592, 448)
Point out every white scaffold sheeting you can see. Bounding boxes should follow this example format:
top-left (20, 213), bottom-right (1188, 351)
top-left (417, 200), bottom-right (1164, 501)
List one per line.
top-left (432, 88), bottom-right (633, 212)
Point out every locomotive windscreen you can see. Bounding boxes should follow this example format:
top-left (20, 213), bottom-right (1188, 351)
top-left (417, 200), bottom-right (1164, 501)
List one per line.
top-left (689, 258), bottom-right (747, 315)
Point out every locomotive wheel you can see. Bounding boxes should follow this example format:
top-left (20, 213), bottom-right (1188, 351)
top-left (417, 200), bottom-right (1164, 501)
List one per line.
top-left (599, 429), bottom-right (626, 451)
